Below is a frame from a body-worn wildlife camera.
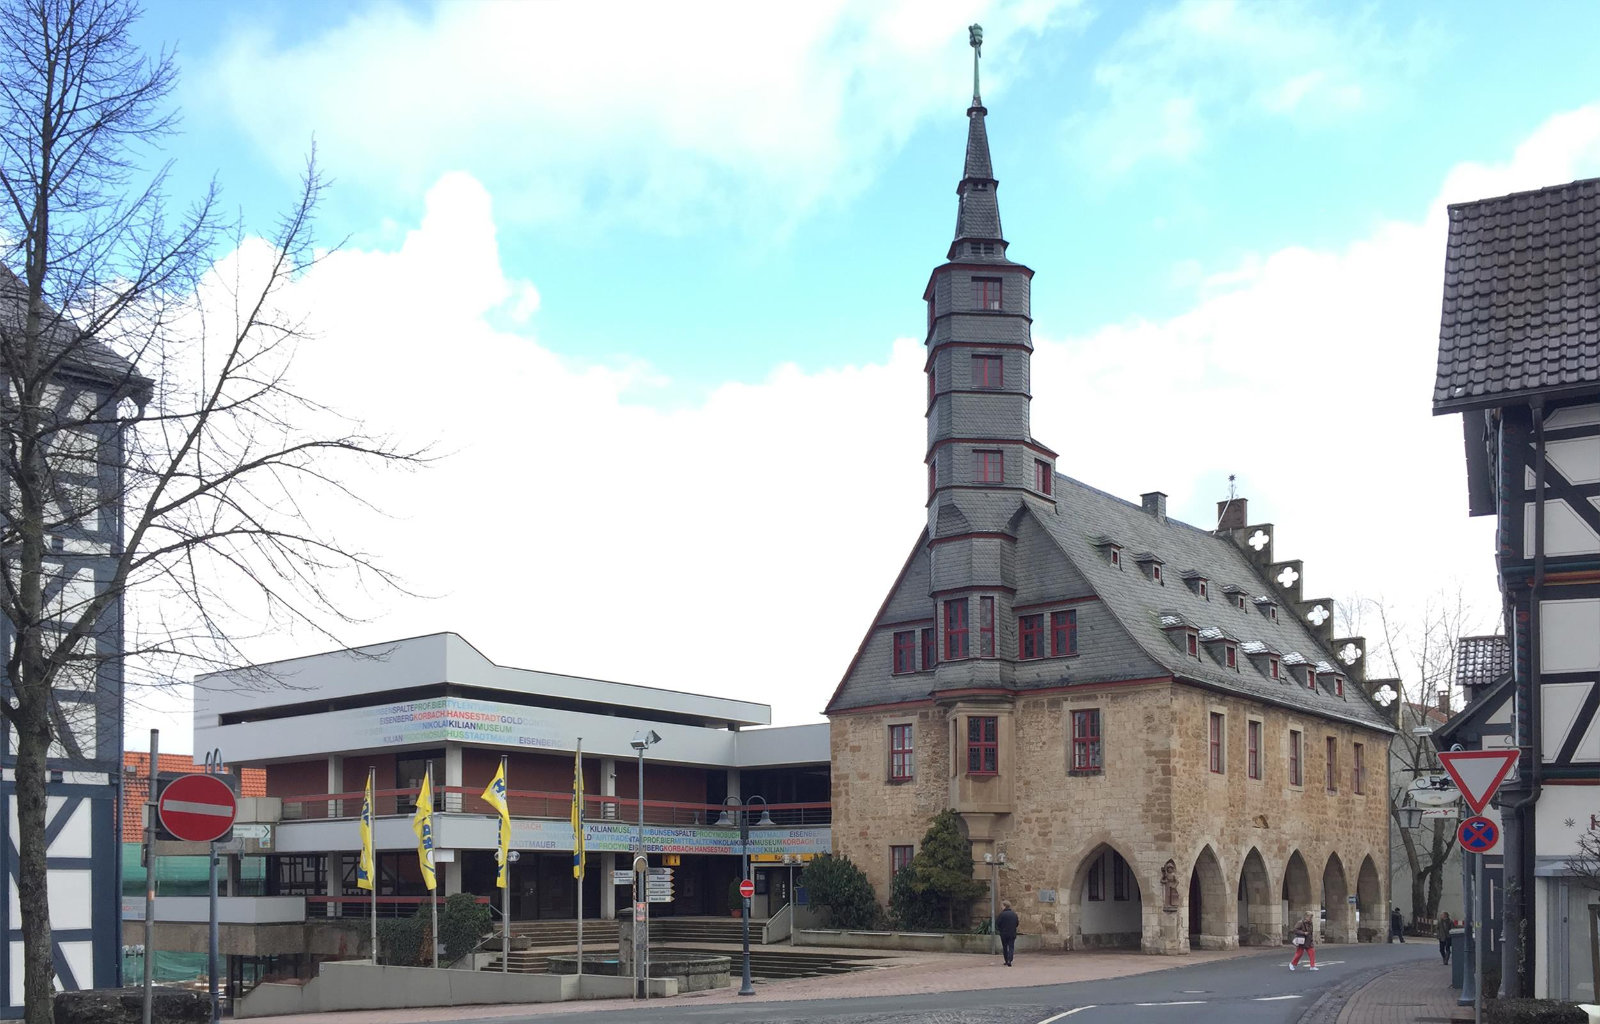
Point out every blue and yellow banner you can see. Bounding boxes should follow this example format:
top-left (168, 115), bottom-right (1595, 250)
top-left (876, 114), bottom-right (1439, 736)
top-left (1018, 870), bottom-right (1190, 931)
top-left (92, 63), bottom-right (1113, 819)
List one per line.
top-left (356, 771), bottom-right (375, 892)
top-left (571, 747), bottom-right (584, 880)
top-left (412, 766), bottom-right (436, 891)
top-left (482, 759), bottom-right (510, 888)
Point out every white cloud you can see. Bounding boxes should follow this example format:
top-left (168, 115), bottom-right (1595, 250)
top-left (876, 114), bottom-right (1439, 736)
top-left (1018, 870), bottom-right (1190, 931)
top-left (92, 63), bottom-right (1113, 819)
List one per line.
top-left (195, 0), bottom-right (1080, 235)
top-left (1080, 0), bottom-right (1431, 172)
top-left (130, 102), bottom-right (1600, 748)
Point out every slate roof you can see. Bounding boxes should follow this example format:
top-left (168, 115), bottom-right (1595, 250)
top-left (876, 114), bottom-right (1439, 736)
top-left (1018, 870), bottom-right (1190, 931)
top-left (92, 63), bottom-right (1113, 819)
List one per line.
top-left (1456, 635), bottom-right (1512, 692)
top-left (0, 265), bottom-right (152, 400)
top-left (831, 475), bottom-right (1393, 733)
top-left (1433, 177), bottom-right (1600, 413)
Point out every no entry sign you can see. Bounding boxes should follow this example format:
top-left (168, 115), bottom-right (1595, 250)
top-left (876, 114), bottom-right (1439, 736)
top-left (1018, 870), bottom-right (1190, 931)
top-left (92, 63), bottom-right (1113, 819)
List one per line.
top-left (739, 878), bottom-right (755, 900)
top-left (158, 774), bottom-right (237, 843)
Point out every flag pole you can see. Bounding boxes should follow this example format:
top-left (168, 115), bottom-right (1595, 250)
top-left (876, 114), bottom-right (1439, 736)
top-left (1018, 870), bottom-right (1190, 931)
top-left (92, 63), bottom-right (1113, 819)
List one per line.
top-left (501, 754), bottom-right (509, 974)
top-left (428, 765), bottom-right (439, 969)
top-left (369, 767), bottom-right (378, 966)
top-left (576, 738), bottom-right (584, 979)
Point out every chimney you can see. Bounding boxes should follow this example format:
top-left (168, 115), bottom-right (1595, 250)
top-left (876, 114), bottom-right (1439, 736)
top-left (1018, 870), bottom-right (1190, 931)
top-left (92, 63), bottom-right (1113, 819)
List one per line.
top-left (1437, 687), bottom-right (1451, 718)
top-left (1216, 497), bottom-right (1248, 532)
top-left (1140, 491), bottom-right (1167, 522)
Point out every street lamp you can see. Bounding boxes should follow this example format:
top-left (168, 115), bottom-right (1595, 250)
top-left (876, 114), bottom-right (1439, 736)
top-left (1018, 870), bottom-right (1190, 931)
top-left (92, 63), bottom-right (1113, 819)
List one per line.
top-left (720, 794), bottom-right (771, 996)
top-left (629, 730), bottom-right (661, 999)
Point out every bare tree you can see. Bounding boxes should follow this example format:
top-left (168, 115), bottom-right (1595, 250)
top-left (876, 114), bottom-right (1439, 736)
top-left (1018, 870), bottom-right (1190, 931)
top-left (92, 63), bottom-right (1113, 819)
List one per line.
top-left (0, 2), bottom-right (420, 1019)
top-left (1342, 590), bottom-right (1484, 927)
top-left (1567, 827), bottom-right (1600, 1005)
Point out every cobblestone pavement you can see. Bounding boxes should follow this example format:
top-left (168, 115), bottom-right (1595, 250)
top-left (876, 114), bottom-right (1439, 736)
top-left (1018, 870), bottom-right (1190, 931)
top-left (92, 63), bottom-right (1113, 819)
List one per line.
top-left (1324, 959), bottom-right (1468, 1024)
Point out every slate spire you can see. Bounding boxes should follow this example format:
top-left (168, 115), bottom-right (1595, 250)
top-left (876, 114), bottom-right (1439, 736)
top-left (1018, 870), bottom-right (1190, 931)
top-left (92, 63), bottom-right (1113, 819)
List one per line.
top-left (951, 24), bottom-right (1005, 262)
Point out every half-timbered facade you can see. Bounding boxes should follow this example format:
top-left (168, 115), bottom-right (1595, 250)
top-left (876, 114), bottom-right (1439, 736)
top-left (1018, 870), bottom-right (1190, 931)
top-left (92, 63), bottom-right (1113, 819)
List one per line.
top-left (0, 269), bottom-right (142, 1015)
top-left (1433, 177), bottom-right (1600, 1000)
top-left (826, 39), bottom-right (1396, 955)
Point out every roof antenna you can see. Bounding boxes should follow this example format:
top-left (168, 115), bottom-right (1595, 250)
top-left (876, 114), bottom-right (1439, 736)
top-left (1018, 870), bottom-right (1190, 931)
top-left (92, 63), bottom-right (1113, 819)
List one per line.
top-left (969, 24), bottom-right (983, 105)
top-left (1215, 474), bottom-right (1237, 533)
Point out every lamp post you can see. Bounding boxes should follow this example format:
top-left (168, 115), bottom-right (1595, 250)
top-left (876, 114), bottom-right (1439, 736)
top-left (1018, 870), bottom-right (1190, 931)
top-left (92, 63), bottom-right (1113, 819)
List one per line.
top-left (719, 794), bottom-right (771, 997)
top-left (629, 730), bottom-right (661, 1000)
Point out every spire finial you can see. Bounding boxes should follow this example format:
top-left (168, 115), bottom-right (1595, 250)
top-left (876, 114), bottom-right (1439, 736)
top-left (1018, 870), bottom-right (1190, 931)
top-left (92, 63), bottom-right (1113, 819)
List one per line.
top-left (968, 23), bottom-right (983, 104)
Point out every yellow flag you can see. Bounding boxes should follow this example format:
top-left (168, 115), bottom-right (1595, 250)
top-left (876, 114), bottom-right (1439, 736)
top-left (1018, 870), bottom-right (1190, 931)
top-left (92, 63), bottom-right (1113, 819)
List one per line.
top-left (412, 766), bottom-right (436, 891)
top-left (481, 760), bottom-right (510, 887)
top-left (571, 748), bottom-right (584, 880)
top-left (356, 772), bottom-right (375, 892)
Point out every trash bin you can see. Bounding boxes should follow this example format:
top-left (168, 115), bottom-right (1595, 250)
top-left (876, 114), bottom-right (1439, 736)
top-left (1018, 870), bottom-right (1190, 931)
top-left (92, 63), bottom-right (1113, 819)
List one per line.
top-left (1451, 927), bottom-right (1468, 990)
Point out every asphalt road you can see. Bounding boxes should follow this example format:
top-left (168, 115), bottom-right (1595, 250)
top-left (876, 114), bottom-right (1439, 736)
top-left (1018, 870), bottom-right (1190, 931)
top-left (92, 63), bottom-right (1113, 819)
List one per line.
top-left (447, 941), bottom-right (1439, 1024)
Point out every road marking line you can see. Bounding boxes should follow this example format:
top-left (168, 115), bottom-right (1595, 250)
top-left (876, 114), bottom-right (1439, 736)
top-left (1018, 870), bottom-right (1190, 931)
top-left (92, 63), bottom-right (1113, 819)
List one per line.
top-left (1133, 1000), bottom-right (1207, 1007)
top-left (1038, 1009), bottom-right (1095, 1022)
top-left (1254, 995), bottom-right (1302, 1001)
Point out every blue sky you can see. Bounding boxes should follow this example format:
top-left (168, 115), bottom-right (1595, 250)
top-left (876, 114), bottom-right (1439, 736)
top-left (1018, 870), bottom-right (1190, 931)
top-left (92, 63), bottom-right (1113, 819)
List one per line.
top-left (124, 0), bottom-right (1600, 744)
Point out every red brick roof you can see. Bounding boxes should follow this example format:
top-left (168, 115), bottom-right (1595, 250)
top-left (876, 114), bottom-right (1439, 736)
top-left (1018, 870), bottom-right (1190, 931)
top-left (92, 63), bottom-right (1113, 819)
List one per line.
top-left (121, 752), bottom-right (266, 843)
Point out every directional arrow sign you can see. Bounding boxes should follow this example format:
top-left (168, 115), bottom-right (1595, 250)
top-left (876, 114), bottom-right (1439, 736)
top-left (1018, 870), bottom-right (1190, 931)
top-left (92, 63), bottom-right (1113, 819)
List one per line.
top-left (647, 893), bottom-right (674, 903)
top-left (647, 867), bottom-right (673, 878)
top-left (1437, 750), bottom-right (1519, 815)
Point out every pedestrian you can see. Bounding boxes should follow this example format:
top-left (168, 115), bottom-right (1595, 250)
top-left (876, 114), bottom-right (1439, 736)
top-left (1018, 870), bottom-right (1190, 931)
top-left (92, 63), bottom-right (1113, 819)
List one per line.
top-left (1437, 910), bottom-right (1454, 965)
top-left (1390, 906), bottom-right (1405, 943)
top-left (1289, 911), bottom-right (1318, 971)
top-left (997, 899), bottom-right (1019, 967)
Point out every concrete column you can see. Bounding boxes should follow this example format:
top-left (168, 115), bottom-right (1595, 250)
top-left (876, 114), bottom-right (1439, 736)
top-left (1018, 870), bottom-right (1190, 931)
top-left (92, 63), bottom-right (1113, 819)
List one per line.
top-left (325, 852), bottom-right (342, 918)
top-left (444, 744), bottom-right (463, 813)
top-left (443, 857), bottom-right (462, 897)
top-left (601, 853), bottom-right (616, 919)
top-left (226, 853), bottom-right (242, 898)
top-left (725, 767), bottom-right (741, 801)
top-left (327, 755), bottom-right (343, 818)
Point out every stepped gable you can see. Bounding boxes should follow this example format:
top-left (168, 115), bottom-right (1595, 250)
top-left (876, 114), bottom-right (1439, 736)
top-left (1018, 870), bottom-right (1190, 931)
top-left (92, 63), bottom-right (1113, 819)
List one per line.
top-left (1032, 476), bottom-right (1392, 732)
top-left (1433, 176), bottom-right (1600, 413)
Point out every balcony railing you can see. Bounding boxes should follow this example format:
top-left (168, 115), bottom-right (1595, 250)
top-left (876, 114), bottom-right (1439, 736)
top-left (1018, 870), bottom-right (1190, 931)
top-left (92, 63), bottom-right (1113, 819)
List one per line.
top-left (305, 895), bottom-right (488, 920)
top-left (277, 787), bottom-right (831, 828)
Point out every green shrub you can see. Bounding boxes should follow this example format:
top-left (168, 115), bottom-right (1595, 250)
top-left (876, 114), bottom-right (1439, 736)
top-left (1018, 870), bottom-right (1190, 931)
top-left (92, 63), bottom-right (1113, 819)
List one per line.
top-left (906, 809), bottom-right (986, 928)
top-left (800, 854), bottom-right (881, 929)
top-left (888, 865), bottom-right (942, 931)
top-left (1485, 999), bottom-right (1587, 1024)
top-left (376, 913), bottom-right (428, 967)
top-left (439, 893), bottom-right (491, 963)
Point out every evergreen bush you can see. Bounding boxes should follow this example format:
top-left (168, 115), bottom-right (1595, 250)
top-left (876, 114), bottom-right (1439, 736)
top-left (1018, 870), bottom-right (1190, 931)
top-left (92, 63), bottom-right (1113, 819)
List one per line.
top-left (376, 913), bottom-right (428, 967)
top-left (439, 893), bottom-right (492, 963)
top-left (907, 809), bottom-right (987, 928)
top-left (889, 864), bottom-right (942, 931)
top-left (1485, 1000), bottom-right (1586, 1024)
top-left (799, 854), bottom-right (881, 929)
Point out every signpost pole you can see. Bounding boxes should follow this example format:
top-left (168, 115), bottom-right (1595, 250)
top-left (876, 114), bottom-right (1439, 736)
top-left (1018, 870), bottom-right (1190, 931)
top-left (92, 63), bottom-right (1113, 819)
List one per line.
top-left (142, 729), bottom-right (158, 1024)
top-left (208, 840), bottom-right (219, 1023)
top-left (370, 767), bottom-right (378, 972)
top-left (1475, 852), bottom-right (1484, 1024)
top-left (739, 809), bottom-right (754, 997)
top-left (500, 755), bottom-right (508, 975)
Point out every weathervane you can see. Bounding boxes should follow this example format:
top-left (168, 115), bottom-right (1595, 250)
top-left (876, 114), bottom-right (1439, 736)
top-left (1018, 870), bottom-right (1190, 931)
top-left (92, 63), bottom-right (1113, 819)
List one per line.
top-left (969, 23), bottom-right (983, 104)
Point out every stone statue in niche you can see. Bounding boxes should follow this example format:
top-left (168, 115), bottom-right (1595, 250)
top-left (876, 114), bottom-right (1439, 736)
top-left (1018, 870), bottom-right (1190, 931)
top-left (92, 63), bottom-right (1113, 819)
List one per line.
top-left (1161, 859), bottom-right (1180, 910)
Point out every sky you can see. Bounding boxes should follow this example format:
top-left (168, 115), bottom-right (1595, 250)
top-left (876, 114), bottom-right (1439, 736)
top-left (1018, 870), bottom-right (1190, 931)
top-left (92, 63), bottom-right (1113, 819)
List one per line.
top-left (119, 0), bottom-right (1600, 753)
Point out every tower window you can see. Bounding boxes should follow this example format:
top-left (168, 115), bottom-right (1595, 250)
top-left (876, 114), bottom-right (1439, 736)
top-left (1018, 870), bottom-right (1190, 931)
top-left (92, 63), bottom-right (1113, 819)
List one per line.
top-left (973, 277), bottom-right (1002, 310)
top-left (944, 599), bottom-right (969, 660)
top-left (979, 596), bottom-right (996, 658)
top-left (1034, 460), bottom-right (1052, 495)
top-left (974, 449), bottom-right (1003, 484)
top-left (971, 354), bottom-right (1003, 388)
top-left (966, 715), bottom-right (998, 774)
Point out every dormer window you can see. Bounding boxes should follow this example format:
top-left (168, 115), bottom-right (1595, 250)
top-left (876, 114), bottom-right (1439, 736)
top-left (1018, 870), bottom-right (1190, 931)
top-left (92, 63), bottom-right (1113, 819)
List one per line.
top-left (1094, 537), bottom-right (1123, 568)
top-left (1199, 582), bottom-right (1208, 599)
top-left (1238, 596), bottom-right (1248, 610)
top-left (1110, 549), bottom-right (1121, 567)
top-left (1152, 564), bottom-right (1163, 583)
top-left (1034, 459), bottom-right (1053, 496)
top-left (1254, 596), bottom-right (1279, 621)
top-left (1181, 571), bottom-right (1209, 599)
top-left (1199, 629), bottom-right (1239, 670)
top-left (1303, 666), bottom-right (1317, 690)
top-left (1270, 657), bottom-right (1280, 680)
top-left (1332, 674), bottom-right (1345, 697)
top-left (1134, 553), bottom-right (1164, 584)
top-left (1187, 632), bottom-right (1198, 657)
top-left (1225, 645), bottom-right (1237, 669)
top-left (973, 277), bottom-right (1003, 311)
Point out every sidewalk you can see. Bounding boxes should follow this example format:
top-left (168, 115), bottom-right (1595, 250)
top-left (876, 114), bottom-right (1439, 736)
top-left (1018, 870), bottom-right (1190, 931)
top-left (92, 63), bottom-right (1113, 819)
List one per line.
top-left (1334, 959), bottom-right (1469, 1024)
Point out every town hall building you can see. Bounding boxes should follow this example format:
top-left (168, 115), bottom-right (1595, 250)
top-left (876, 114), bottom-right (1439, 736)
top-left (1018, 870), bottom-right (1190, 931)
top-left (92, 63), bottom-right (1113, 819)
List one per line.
top-left (825, 31), bottom-right (1396, 955)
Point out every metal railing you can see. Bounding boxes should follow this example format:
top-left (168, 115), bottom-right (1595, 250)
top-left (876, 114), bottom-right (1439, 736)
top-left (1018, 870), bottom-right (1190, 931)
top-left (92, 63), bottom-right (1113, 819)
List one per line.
top-left (305, 895), bottom-right (487, 920)
top-left (762, 902), bottom-right (793, 945)
top-left (277, 786), bottom-right (831, 828)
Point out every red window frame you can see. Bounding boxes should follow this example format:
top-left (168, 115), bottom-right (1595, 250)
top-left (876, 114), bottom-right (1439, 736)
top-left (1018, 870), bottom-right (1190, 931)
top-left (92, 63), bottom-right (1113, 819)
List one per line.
top-left (921, 628), bottom-right (937, 671)
top-left (1208, 712), bottom-right (1224, 773)
top-left (1186, 632), bottom-right (1198, 657)
top-left (1247, 720), bottom-right (1261, 779)
top-left (1110, 549), bottom-right (1121, 567)
top-left (1334, 675), bottom-right (1344, 697)
top-left (891, 844), bottom-right (914, 876)
top-left (979, 596), bottom-right (995, 658)
top-left (944, 599), bottom-right (969, 660)
top-left (892, 631), bottom-right (915, 675)
top-left (1237, 595), bottom-right (1247, 610)
top-left (1353, 742), bottom-right (1365, 794)
top-left (975, 449), bottom-right (1004, 483)
top-left (1198, 581), bottom-right (1208, 599)
top-left (966, 715), bottom-right (998, 775)
top-left (1152, 564), bottom-right (1162, 583)
top-left (1018, 614), bottom-right (1044, 660)
top-left (973, 277), bottom-right (1003, 311)
top-left (1072, 708), bottom-right (1102, 771)
top-left (1051, 610), bottom-right (1078, 657)
top-left (1289, 730), bottom-right (1303, 786)
top-left (1305, 667), bottom-right (1317, 690)
top-left (1326, 737), bottom-right (1338, 791)
top-left (1034, 459), bottom-right (1052, 495)
top-left (1269, 657), bottom-right (1280, 680)
top-left (889, 724), bottom-right (914, 781)
top-left (1225, 644), bottom-right (1238, 669)
top-left (971, 354), bottom-right (1003, 387)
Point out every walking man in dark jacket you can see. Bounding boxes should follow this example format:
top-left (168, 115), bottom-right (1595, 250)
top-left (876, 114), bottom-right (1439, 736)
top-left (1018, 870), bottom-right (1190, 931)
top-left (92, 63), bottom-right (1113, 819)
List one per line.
top-left (1389, 907), bottom-right (1405, 942)
top-left (997, 900), bottom-right (1019, 966)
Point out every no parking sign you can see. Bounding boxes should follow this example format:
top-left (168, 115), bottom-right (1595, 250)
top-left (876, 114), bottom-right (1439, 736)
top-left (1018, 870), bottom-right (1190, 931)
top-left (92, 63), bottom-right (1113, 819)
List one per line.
top-left (1457, 815), bottom-right (1498, 854)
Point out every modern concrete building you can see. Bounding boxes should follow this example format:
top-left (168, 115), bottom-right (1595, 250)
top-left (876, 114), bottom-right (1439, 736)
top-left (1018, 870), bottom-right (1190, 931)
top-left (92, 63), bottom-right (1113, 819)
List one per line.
top-left (166, 633), bottom-right (829, 988)
top-left (825, 35), bottom-right (1397, 955)
top-left (1431, 177), bottom-right (1600, 1000)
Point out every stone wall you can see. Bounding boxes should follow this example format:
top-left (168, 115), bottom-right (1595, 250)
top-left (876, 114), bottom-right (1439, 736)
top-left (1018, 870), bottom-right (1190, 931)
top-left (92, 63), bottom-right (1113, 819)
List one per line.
top-left (830, 679), bottom-right (1390, 954)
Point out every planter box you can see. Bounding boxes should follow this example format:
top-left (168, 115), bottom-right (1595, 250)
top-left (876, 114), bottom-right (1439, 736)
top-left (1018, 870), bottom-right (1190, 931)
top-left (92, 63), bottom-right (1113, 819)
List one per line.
top-left (796, 928), bottom-right (1041, 954)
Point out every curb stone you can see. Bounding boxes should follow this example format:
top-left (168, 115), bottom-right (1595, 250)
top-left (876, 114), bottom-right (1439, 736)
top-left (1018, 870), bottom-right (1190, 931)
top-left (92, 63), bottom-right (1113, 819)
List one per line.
top-left (1295, 961), bottom-right (1414, 1024)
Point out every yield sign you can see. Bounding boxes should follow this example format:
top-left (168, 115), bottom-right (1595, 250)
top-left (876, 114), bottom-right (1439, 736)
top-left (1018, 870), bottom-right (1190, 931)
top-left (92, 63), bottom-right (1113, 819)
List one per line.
top-left (1437, 750), bottom-right (1519, 815)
